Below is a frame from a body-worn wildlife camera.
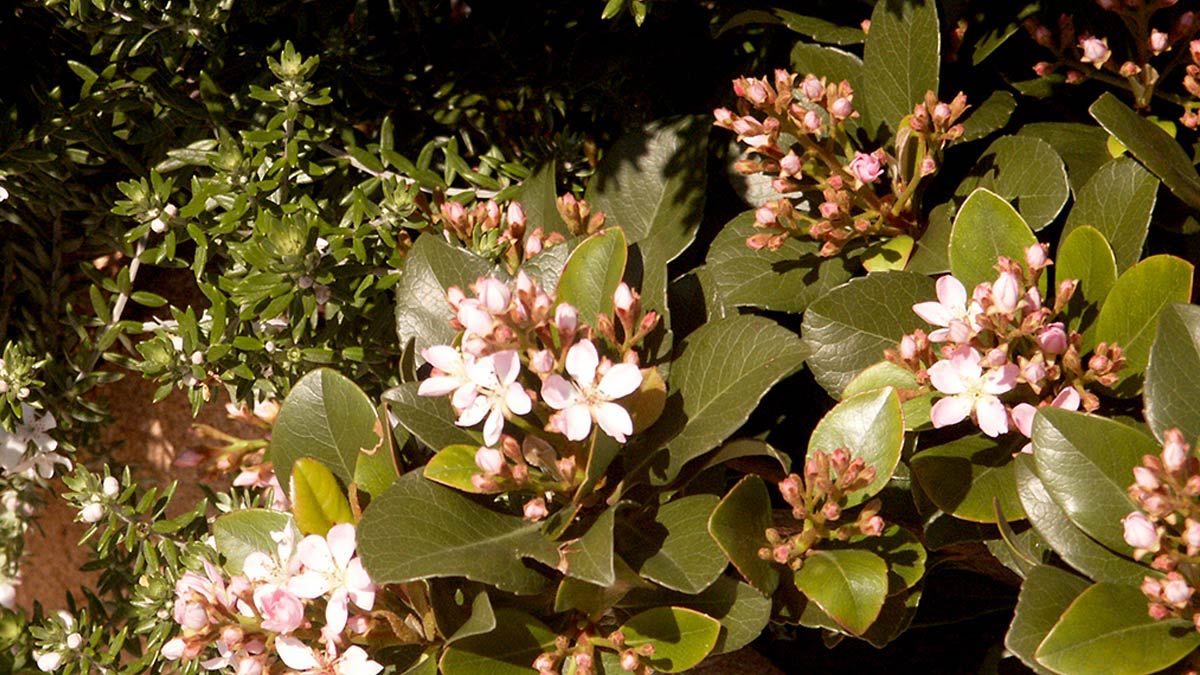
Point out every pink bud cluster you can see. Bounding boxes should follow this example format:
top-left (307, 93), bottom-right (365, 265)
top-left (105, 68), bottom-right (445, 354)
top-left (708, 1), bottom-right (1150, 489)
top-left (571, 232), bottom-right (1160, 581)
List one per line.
top-left (1124, 429), bottom-right (1200, 630)
top-left (531, 629), bottom-right (656, 675)
top-left (161, 524), bottom-right (382, 675)
top-left (419, 274), bottom-right (661, 511)
top-left (888, 247), bottom-right (1125, 448)
top-left (556, 193), bottom-right (607, 237)
top-left (1181, 37), bottom-right (1200, 128)
top-left (759, 448), bottom-right (884, 570)
top-left (715, 70), bottom-right (965, 256)
top-left (437, 198), bottom-right (564, 273)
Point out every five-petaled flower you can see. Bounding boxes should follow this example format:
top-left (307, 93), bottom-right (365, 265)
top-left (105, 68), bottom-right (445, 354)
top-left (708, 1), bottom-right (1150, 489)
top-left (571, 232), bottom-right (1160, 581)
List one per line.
top-left (928, 346), bottom-right (1018, 437)
top-left (288, 523), bottom-right (376, 638)
top-left (912, 275), bottom-right (981, 343)
top-left (541, 340), bottom-right (642, 442)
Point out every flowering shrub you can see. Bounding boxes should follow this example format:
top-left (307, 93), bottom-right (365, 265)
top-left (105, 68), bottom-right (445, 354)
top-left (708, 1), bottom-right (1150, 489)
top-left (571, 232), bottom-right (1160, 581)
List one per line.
top-left (10, 0), bottom-right (1200, 674)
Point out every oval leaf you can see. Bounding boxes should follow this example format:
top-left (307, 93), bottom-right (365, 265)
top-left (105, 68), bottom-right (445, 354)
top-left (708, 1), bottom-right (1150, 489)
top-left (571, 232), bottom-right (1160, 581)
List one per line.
top-left (425, 444), bottom-right (493, 494)
top-left (383, 382), bottom-right (482, 452)
top-left (1090, 92), bottom-right (1200, 211)
top-left (212, 509), bottom-right (298, 575)
top-left (708, 475), bottom-right (779, 595)
top-left (808, 388), bottom-right (903, 505)
top-left (618, 495), bottom-right (725, 594)
top-left (1006, 565), bottom-right (1092, 675)
top-left (439, 609), bottom-right (557, 675)
top-left (949, 188), bottom-right (1038, 292)
top-left (1146, 303), bottom-right (1200, 442)
top-left (860, 0), bottom-right (939, 134)
top-left (394, 235), bottom-right (497, 357)
top-left (269, 368), bottom-right (383, 488)
top-left (911, 434), bottom-right (1026, 523)
top-left (618, 606), bottom-right (721, 673)
top-left (555, 227), bottom-right (627, 327)
top-left (1056, 225), bottom-right (1117, 338)
top-left (1061, 156), bottom-right (1157, 273)
top-left (290, 457), bottom-right (354, 536)
top-left (793, 549), bottom-right (889, 636)
top-left (955, 136), bottom-right (1069, 232)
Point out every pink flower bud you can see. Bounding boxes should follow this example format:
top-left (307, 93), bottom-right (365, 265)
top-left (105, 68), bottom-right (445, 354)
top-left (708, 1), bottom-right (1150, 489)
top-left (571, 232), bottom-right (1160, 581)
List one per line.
top-left (1022, 360), bottom-right (1047, 385)
top-left (1025, 243), bottom-right (1049, 270)
top-left (822, 501), bottom-right (841, 521)
top-left (1163, 429), bottom-right (1189, 471)
top-left (818, 201), bottom-right (840, 219)
top-left (992, 272), bottom-right (1021, 313)
top-left (442, 200), bottom-right (466, 223)
top-left (755, 205), bottom-right (777, 226)
top-left (713, 107), bottom-right (734, 126)
top-left (747, 80), bottom-right (768, 104)
top-left (555, 303), bottom-right (577, 335)
top-left (802, 75), bottom-right (824, 101)
top-left (1096, 0), bottom-right (1118, 9)
top-left (900, 334), bottom-right (918, 360)
top-left (1164, 573), bottom-right (1194, 607)
top-left (803, 110), bottom-right (822, 132)
top-left (1122, 511), bottom-right (1160, 550)
top-left (530, 349), bottom-right (555, 374)
top-left (861, 515), bottom-right (885, 536)
top-left (919, 156), bottom-right (937, 177)
top-left (614, 282), bottom-right (635, 313)
top-left (507, 202), bottom-right (526, 227)
top-left (1186, 519), bottom-right (1200, 553)
top-left (830, 97), bottom-right (854, 120)
top-left (1134, 466), bottom-right (1160, 491)
top-left (161, 638), bottom-right (187, 661)
top-left (1080, 36), bottom-right (1111, 68)
top-left (1150, 603), bottom-right (1171, 620)
top-left (773, 544), bottom-right (791, 564)
top-left (848, 152), bottom-right (883, 184)
top-left (523, 497), bottom-right (549, 521)
top-left (1032, 25), bottom-right (1053, 48)
top-left (1033, 61), bottom-right (1055, 77)
top-left (1150, 29), bottom-right (1170, 55)
top-left (932, 102), bottom-right (951, 124)
top-left (621, 651), bottom-right (640, 672)
top-left (778, 475), bottom-right (803, 504)
top-left (475, 277), bottom-right (511, 313)
top-left (525, 232), bottom-right (543, 257)
top-left (731, 79), bottom-right (746, 97)
top-left (780, 151), bottom-right (802, 177)
top-left (1037, 323), bottom-right (1068, 355)
top-left (475, 447), bottom-right (506, 475)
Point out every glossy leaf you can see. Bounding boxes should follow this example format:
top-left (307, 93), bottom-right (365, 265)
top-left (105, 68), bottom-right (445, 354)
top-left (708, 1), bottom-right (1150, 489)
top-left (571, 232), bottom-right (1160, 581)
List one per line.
top-left (704, 211), bottom-right (858, 314)
top-left (555, 227), bottom-right (627, 327)
top-left (1006, 565), bottom-right (1091, 675)
top-left (955, 136), bottom-right (1069, 232)
top-left (808, 388), bottom-right (904, 505)
top-left (1032, 408), bottom-right (1158, 554)
top-left (708, 475), bottom-right (778, 595)
top-left (1093, 255), bottom-right (1194, 395)
top-left (911, 434), bottom-right (1026, 523)
top-left (860, 0), bottom-right (940, 134)
top-left (212, 509), bottom-right (297, 575)
top-left (790, 43), bottom-right (863, 88)
top-left (1056, 226), bottom-right (1117, 337)
top-left (842, 361), bottom-right (931, 430)
top-left (1018, 122), bottom-right (1112, 194)
top-left (1090, 92), bottom-right (1200, 210)
top-left (948, 188), bottom-right (1039, 292)
top-left (516, 162), bottom-right (570, 238)
top-left (290, 458), bottom-right (354, 536)
top-left (802, 272), bottom-right (935, 398)
top-left (562, 507), bottom-right (617, 587)
top-left (1015, 455), bottom-right (1148, 585)
top-left (773, 10), bottom-right (866, 44)
top-left (1145, 303), bottom-right (1200, 442)
top-left (424, 445), bottom-right (492, 494)
top-left (618, 577), bottom-right (771, 655)
top-left (906, 201), bottom-right (952, 275)
top-left (618, 607), bottom-right (721, 673)
top-left (956, 90), bottom-right (1016, 143)
top-left (793, 549), bottom-right (889, 636)
top-left (829, 524), bottom-right (926, 595)
top-left (358, 472), bottom-right (557, 594)
top-left (648, 315), bottom-right (807, 483)
top-left (394, 235), bottom-right (495, 357)
top-left (270, 368), bottom-right (382, 488)
top-left (354, 404), bottom-right (401, 497)
top-left (618, 495), bottom-right (725, 594)
top-left (1035, 582), bottom-right (1200, 675)
top-left (439, 609), bottom-right (557, 675)
top-left (383, 382), bottom-right (482, 452)
top-left (1061, 157), bottom-right (1157, 272)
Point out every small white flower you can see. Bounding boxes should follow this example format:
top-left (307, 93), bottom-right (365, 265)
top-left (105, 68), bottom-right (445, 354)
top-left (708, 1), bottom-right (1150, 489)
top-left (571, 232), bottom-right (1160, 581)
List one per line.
top-left (541, 340), bottom-right (642, 442)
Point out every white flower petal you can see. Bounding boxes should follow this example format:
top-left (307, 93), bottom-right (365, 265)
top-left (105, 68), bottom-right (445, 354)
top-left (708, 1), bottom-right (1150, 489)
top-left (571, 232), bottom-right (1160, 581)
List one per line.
top-left (505, 383), bottom-right (532, 415)
top-left (930, 396), bottom-right (973, 429)
top-left (565, 340), bottom-right (599, 385)
top-left (597, 364), bottom-right (642, 400)
top-left (483, 407), bottom-right (504, 447)
top-left (418, 375), bottom-right (463, 398)
top-left (421, 345), bottom-right (463, 373)
top-left (540, 376), bottom-right (577, 410)
top-left (975, 396), bottom-right (1009, 437)
top-left (492, 351), bottom-right (521, 385)
top-left (296, 535), bottom-right (334, 573)
top-left (594, 402), bottom-right (634, 442)
top-left (563, 405), bottom-right (593, 441)
top-left (326, 523), bottom-right (358, 569)
top-left (274, 636), bottom-right (320, 670)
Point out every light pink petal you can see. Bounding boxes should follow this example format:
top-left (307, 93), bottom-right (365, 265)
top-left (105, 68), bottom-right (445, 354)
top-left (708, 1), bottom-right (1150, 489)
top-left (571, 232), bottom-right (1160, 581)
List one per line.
top-left (326, 523), bottom-right (358, 569)
top-left (476, 277), bottom-right (511, 313)
top-left (935, 275), bottom-right (968, 309)
top-left (418, 375), bottom-right (463, 398)
top-left (1052, 388), bottom-right (1081, 411)
top-left (421, 345), bottom-right (463, 373)
top-left (597, 364), bottom-right (642, 400)
top-left (458, 302), bottom-right (494, 336)
top-left (337, 647), bottom-right (384, 675)
top-left (505, 383), bottom-right (532, 415)
top-left (1011, 403), bottom-right (1037, 438)
top-left (540, 375), bottom-right (577, 410)
top-left (563, 404), bottom-right (593, 441)
top-left (946, 319), bottom-right (973, 344)
top-left (287, 571), bottom-right (331, 599)
top-left (325, 587), bottom-right (350, 635)
top-left (912, 301), bottom-right (953, 327)
top-left (982, 364), bottom-right (1019, 395)
top-left (928, 360), bottom-right (969, 395)
top-left (975, 396), bottom-right (1010, 437)
top-left (565, 340), bottom-right (599, 385)
top-left (927, 328), bottom-right (951, 343)
top-left (450, 383), bottom-right (479, 411)
top-left (483, 407), bottom-right (504, 447)
top-left (296, 534), bottom-right (334, 573)
top-left (492, 351), bottom-right (521, 385)
top-left (346, 559), bottom-right (376, 609)
top-left (275, 636), bottom-right (320, 670)
top-left (456, 396), bottom-right (490, 427)
top-left (465, 357), bottom-right (500, 389)
top-left (594, 402), bottom-right (634, 442)
top-left (930, 396), bottom-right (973, 428)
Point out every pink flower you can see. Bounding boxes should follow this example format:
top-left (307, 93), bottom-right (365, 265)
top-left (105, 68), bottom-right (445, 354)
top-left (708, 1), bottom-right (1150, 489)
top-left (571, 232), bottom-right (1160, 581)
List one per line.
top-left (928, 347), bottom-right (1018, 437)
top-left (288, 524), bottom-right (376, 637)
top-left (275, 638), bottom-right (382, 675)
top-left (254, 586), bottom-right (305, 634)
top-left (523, 497), bottom-right (548, 521)
top-left (1122, 511), bottom-right (1160, 550)
top-left (1164, 572), bottom-right (1194, 608)
top-left (417, 346), bottom-right (481, 411)
top-left (1011, 388), bottom-right (1081, 454)
top-left (541, 340), bottom-right (642, 442)
top-left (454, 351), bottom-right (533, 446)
top-left (161, 638), bottom-right (186, 661)
top-left (1080, 36), bottom-right (1111, 68)
top-left (912, 275), bottom-right (981, 343)
top-left (1037, 323), bottom-right (1068, 355)
top-left (848, 152), bottom-right (883, 184)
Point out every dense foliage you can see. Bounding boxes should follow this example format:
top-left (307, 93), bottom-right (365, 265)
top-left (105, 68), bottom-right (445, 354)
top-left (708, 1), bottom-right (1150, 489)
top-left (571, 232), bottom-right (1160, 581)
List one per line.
top-left (5, 0), bottom-right (1200, 673)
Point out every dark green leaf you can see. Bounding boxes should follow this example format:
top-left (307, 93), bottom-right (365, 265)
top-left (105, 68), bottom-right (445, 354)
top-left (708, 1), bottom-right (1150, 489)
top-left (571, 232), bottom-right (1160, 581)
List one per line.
top-left (516, 162), bottom-right (570, 238)
top-left (619, 495), bottom-right (725, 594)
top-left (956, 137), bottom-right (1068, 232)
top-left (1061, 157), bottom-right (1157, 272)
top-left (1056, 226), bottom-right (1117, 338)
top-left (1019, 122), bottom-right (1112, 195)
top-left (708, 476), bottom-right (778, 595)
top-left (562, 506), bottom-right (617, 587)
top-left (618, 607), bottom-right (721, 673)
top-left (1006, 565), bottom-right (1092, 675)
top-left (793, 549), bottom-right (889, 636)
top-left (383, 382), bottom-right (482, 452)
top-left (956, 91), bottom-right (1017, 143)
top-left (619, 576), bottom-right (771, 654)
top-left (439, 609), bottom-right (556, 675)
top-left (911, 434), bottom-right (1026, 523)
top-left (808, 388), bottom-right (904, 505)
top-left (394, 235), bottom-right (495, 357)
top-left (212, 509), bottom-right (297, 575)
top-left (949, 188), bottom-right (1039, 291)
top-left (789, 43), bottom-right (864, 88)
top-left (1090, 92), bottom-right (1200, 210)
top-left (1146, 304), bottom-right (1200, 442)
top-left (861, 0), bottom-right (940, 134)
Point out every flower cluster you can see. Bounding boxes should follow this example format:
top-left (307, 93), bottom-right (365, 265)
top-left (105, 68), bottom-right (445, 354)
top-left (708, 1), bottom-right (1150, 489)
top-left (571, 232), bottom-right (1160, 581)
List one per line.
top-left (437, 197), bottom-right (565, 273)
top-left (0, 476), bottom-right (37, 610)
top-left (759, 448), bottom-right (884, 570)
top-left (159, 523), bottom-right (380, 675)
top-left (889, 246), bottom-right (1123, 450)
top-left (529, 626), bottom-right (655, 675)
top-left (0, 403), bottom-right (69, 479)
top-left (1122, 429), bottom-right (1200, 629)
top-left (419, 272), bottom-right (659, 513)
top-left (714, 70), bottom-right (967, 255)
top-left (1024, 4), bottom-right (1199, 117)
